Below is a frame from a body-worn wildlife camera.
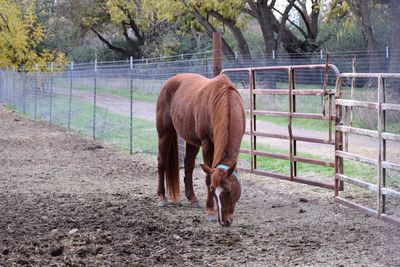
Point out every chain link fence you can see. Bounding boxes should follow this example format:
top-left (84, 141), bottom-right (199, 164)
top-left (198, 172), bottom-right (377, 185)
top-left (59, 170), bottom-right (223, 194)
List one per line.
top-left (0, 50), bottom-right (399, 159)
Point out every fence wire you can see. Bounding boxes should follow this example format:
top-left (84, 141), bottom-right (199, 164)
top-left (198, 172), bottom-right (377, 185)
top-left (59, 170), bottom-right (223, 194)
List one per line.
top-left (0, 50), bottom-right (399, 159)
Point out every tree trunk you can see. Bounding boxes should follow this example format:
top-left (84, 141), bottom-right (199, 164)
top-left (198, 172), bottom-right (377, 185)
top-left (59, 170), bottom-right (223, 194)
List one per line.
top-left (208, 11), bottom-right (251, 59)
top-left (91, 28), bottom-right (131, 58)
top-left (192, 9), bottom-right (235, 59)
top-left (347, 0), bottom-right (378, 73)
top-left (360, 0), bottom-right (379, 73)
top-left (389, 0), bottom-right (400, 73)
top-left (388, 0), bottom-right (400, 98)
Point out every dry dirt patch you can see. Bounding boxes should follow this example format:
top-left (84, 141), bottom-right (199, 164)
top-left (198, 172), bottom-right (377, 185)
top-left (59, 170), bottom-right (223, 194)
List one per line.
top-left (0, 105), bottom-right (399, 266)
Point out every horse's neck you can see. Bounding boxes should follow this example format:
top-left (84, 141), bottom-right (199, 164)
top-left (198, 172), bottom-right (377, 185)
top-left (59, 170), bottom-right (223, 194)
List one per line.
top-left (212, 99), bottom-right (244, 167)
top-left (214, 126), bottom-right (242, 167)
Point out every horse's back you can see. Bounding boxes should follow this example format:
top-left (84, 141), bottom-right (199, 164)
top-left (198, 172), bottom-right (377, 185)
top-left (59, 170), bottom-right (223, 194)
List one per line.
top-left (156, 73), bottom-right (243, 146)
top-left (156, 73), bottom-right (210, 136)
top-left (161, 73), bottom-right (209, 95)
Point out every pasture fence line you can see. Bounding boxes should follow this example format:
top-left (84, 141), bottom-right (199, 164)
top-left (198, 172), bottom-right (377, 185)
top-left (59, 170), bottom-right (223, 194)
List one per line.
top-left (335, 73), bottom-right (400, 226)
top-left (0, 50), bottom-right (399, 156)
top-left (0, 50), bottom-right (399, 154)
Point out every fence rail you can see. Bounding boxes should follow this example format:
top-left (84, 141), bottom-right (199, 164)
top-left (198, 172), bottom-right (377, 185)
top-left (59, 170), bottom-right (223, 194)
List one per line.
top-left (335, 73), bottom-right (400, 226)
top-left (222, 64), bottom-right (340, 191)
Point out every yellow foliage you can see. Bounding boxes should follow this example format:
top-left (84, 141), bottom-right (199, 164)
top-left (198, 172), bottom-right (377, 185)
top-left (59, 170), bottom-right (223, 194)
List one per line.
top-left (106, 0), bottom-right (150, 32)
top-left (147, 0), bottom-right (247, 30)
top-left (0, 0), bottom-right (67, 71)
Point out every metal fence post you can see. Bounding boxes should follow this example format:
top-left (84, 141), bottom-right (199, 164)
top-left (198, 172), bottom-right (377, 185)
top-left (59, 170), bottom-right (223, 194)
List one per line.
top-left (288, 67), bottom-right (294, 180)
top-left (320, 49), bottom-right (324, 86)
top-left (49, 62), bottom-right (53, 124)
top-left (68, 62), bottom-right (73, 129)
top-left (22, 68), bottom-right (26, 114)
top-left (12, 66), bottom-right (16, 109)
top-left (385, 46), bottom-right (389, 71)
top-left (2, 68), bottom-right (6, 104)
top-left (249, 69), bottom-right (255, 172)
top-left (93, 59), bottom-right (97, 139)
top-left (129, 56), bottom-right (133, 155)
top-left (1, 68), bottom-right (5, 103)
top-left (34, 64), bottom-right (38, 119)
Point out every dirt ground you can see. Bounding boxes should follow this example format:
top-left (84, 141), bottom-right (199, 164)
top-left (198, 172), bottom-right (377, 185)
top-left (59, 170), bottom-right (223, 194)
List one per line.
top-left (0, 105), bottom-right (399, 267)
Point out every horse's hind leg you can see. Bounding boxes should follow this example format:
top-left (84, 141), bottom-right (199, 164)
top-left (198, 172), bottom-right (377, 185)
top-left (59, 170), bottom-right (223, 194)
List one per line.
top-left (184, 143), bottom-right (201, 208)
top-left (157, 131), bottom-right (173, 207)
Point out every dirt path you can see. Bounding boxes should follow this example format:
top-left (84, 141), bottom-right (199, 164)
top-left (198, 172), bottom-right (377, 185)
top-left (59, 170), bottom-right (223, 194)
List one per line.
top-left (1, 105), bottom-right (399, 266)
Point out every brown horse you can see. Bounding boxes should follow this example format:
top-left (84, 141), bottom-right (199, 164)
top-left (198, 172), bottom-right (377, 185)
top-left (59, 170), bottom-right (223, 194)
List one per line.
top-left (156, 73), bottom-right (245, 226)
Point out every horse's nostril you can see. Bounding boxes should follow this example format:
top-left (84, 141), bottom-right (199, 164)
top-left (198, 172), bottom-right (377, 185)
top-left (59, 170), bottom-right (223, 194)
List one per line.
top-left (224, 220), bottom-right (231, 227)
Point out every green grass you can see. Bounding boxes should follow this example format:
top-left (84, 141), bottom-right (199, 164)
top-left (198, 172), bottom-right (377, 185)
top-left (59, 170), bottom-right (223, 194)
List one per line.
top-left (239, 141), bottom-right (334, 178)
top-left (53, 78), bottom-right (158, 103)
top-left (51, 77), bottom-right (399, 133)
top-left (17, 94), bottom-right (158, 154)
top-left (239, 140), bottom-right (378, 182)
top-left (256, 116), bottom-right (331, 132)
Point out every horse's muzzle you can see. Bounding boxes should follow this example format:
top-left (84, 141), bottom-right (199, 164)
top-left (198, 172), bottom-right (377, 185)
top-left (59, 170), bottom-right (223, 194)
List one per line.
top-left (220, 219), bottom-right (232, 227)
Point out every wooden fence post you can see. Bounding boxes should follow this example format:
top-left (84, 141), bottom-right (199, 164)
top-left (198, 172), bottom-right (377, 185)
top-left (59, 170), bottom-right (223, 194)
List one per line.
top-left (213, 32), bottom-right (222, 77)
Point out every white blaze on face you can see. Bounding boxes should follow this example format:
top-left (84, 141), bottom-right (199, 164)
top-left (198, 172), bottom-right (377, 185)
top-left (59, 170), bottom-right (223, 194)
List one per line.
top-left (215, 186), bottom-right (223, 222)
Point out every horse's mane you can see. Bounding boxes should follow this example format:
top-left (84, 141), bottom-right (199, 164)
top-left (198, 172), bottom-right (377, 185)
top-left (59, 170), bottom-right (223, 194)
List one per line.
top-left (211, 75), bottom-right (237, 167)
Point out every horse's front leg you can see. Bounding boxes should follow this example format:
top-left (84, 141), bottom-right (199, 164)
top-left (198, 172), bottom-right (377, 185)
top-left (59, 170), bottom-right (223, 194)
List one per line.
top-left (184, 143), bottom-right (201, 208)
top-left (205, 173), bottom-right (217, 221)
top-left (202, 140), bottom-right (217, 222)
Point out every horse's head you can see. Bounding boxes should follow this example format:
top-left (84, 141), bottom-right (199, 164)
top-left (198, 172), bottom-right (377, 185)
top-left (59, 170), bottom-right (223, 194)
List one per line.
top-left (201, 163), bottom-right (241, 227)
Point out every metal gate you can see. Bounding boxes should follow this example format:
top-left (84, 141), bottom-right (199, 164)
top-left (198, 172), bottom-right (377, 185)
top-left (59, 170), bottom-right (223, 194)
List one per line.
top-left (222, 64), bottom-right (340, 190)
top-left (335, 73), bottom-right (400, 226)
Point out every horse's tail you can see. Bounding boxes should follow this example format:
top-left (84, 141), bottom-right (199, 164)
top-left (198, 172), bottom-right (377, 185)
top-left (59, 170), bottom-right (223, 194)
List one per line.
top-left (165, 130), bottom-right (180, 202)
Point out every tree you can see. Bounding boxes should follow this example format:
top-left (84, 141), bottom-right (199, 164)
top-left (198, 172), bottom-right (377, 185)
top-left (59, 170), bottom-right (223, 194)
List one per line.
top-left (150, 0), bottom-right (329, 59)
top-left (344, 0), bottom-right (381, 73)
top-left (0, 0), bottom-right (66, 69)
top-left (388, 0), bottom-right (400, 73)
top-left (329, 0), bottom-right (396, 73)
top-left (63, 0), bottom-right (176, 59)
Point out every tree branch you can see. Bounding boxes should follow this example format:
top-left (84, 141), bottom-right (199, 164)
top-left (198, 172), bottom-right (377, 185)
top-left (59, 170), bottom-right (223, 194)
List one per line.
top-left (292, 3), bottom-right (312, 37)
top-left (121, 22), bottom-right (136, 44)
top-left (268, 0), bottom-right (277, 8)
top-left (241, 6), bottom-right (255, 17)
top-left (272, 6), bottom-right (308, 38)
top-left (118, 5), bottom-right (144, 44)
top-left (208, 10), bottom-right (251, 57)
top-left (275, 1), bottom-right (296, 51)
top-left (91, 27), bottom-right (129, 56)
top-left (0, 14), bottom-right (11, 33)
top-left (191, 8), bottom-right (235, 59)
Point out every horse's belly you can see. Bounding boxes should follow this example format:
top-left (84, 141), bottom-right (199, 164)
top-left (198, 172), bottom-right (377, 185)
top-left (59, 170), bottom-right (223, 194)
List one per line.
top-left (170, 105), bottom-right (201, 147)
top-left (172, 117), bottom-right (201, 146)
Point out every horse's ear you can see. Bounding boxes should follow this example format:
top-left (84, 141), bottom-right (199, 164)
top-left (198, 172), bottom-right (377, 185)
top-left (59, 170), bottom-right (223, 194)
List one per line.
top-left (201, 164), bottom-right (212, 174)
top-left (227, 162), bottom-right (237, 177)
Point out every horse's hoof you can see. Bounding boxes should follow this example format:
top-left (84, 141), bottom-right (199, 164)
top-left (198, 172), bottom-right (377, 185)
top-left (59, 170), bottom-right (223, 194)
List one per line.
top-left (207, 215), bottom-right (217, 222)
top-left (158, 200), bottom-right (169, 207)
top-left (190, 201), bottom-right (202, 209)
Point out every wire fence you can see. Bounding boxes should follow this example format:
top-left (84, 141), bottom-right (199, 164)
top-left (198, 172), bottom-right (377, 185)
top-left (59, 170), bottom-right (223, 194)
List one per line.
top-left (0, 49), bottom-right (399, 158)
